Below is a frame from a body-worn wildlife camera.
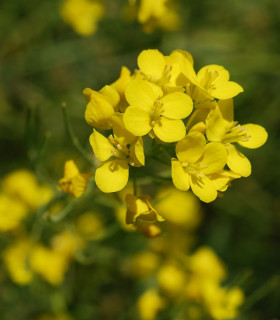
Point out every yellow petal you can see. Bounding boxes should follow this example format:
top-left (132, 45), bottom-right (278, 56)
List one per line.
top-left (130, 137), bottom-right (145, 167)
top-left (227, 144), bottom-right (251, 177)
top-left (200, 142), bottom-right (227, 174)
top-left (190, 175), bottom-right (217, 203)
top-left (89, 129), bottom-right (114, 162)
top-left (85, 91), bottom-right (114, 130)
top-left (206, 106), bottom-right (230, 142)
top-left (64, 160), bottom-right (79, 178)
top-left (83, 87), bottom-right (94, 102)
top-left (71, 173), bottom-right (90, 198)
top-left (125, 79), bottom-right (162, 112)
top-left (95, 159), bottom-right (129, 193)
top-left (111, 113), bottom-right (135, 145)
top-left (237, 124), bottom-right (268, 149)
top-left (153, 117), bottom-right (186, 142)
top-left (171, 159), bottom-right (190, 191)
top-left (126, 194), bottom-right (150, 216)
top-left (176, 131), bottom-right (206, 163)
top-left (197, 65), bottom-right (230, 83)
top-left (100, 85), bottom-right (120, 110)
top-left (137, 49), bottom-right (166, 82)
top-left (211, 81), bottom-right (243, 99)
top-left (123, 106), bottom-right (152, 136)
top-left (161, 92), bottom-right (193, 119)
top-left (218, 98), bottom-right (234, 122)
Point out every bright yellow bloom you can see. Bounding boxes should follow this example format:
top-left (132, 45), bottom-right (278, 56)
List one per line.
top-left (59, 160), bottom-right (90, 198)
top-left (206, 105), bottom-right (268, 177)
top-left (155, 187), bottom-right (201, 228)
top-left (157, 263), bottom-right (187, 297)
top-left (123, 79), bottom-right (193, 142)
top-left (172, 131), bottom-right (228, 202)
top-left (178, 62), bottom-right (243, 108)
top-left (3, 239), bottom-right (33, 285)
top-left (137, 0), bottom-right (180, 33)
top-left (30, 245), bottom-right (70, 285)
top-left (125, 193), bottom-right (164, 224)
top-left (84, 85), bottom-right (120, 130)
top-left (189, 247), bottom-right (227, 282)
top-left (90, 114), bottom-right (144, 192)
top-left (60, 0), bottom-right (104, 36)
top-left (137, 289), bottom-right (165, 320)
top-left (202, 281), bottom-right (244, 320)
top-left (0, 194), bottom-right (28, 232)
top-left (137, 49), bottom-right (191, 93)
top-left (2, 169), bottom-right (53, 210)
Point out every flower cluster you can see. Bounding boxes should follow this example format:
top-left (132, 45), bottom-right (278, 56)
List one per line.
top-left (84, 49), bottom-right (267, 207)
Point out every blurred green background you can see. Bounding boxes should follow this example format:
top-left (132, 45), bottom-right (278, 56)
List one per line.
top-left (0, 0), bottom-right (279, 319)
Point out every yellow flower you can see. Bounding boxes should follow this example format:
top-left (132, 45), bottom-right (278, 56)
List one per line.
top-left (202, 281), bottom-right (244, 320)
top-left (137, 0), bottom-right (180, 33)
top-left (178, 63), bottom-right (243, 108)
top-left (188, 246), bottom-right (227, 282)
top-left (30, 244), bottom-right (70, 285)
top-left (0, 194), bottom-right (28, 232)
top-left (84, 85), bottom-right (120, 130)
top-left (206, 105), bottom-right (268, 177)
top-left (136, 49), bottom-right (191, 93)
top-left (172, 131), bottom-right (228, 202)
top-left (59, 160), bottom-right (90, 198)
top-left (60, 0), bottom-right (104, 36)
top-left (137, 289), bottom-right (165, 320)
top-left (157, 263), bottom-right (187, 297)
top-left (155, 187), bottom-right (201, 228)
top-left (125, 194), bottom-right (164, 224)
top-left (3, 239), bottom-right (33, 285)
top-left (123, 79), bottom-right (193, 142)
top-left (2, 169), bottom-right (53, 209)
top-left (90, 114), bottom-right (145, 193)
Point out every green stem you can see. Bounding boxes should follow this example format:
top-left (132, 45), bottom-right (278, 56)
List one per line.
top-left (61, 103), bottom-right (92, 165)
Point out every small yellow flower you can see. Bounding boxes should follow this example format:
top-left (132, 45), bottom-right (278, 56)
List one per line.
top-left (125, 193), bottom-right (164, 225)
top-left (0, 194), bottom-right (28, 232)
top-left (157, 263), bottom-right (187, 297)
top-left (123, 79), bottom-right (193, 142)
top-left (30, 245), bottom-right (70, 285)
top-left (59, 160), bottom-right (90, 198)
top-left (2, 169), bottom-right (53, 209)
top-left (3, 239), bottom-right (33, 285)
top-left (202, 281), bottom-right (244, 320)
top-left (179, 63), bottom-right (244, 104)
top-left (60, 0), bottom-right (104, 36)
top-left (206, 105), bottom-right (268, 177)
top-left (155, 187), bottom-right (201, 227)
top-left (172, 131), bottom-right (228, 202)
top-left (137, 0), bottom-right (180, 33)
top-left (84, 85), bottom-right (120, 130)
top-left (90, 114), bottom-right (145, 193)
top-left (137, 289), bottom-right (165, 320)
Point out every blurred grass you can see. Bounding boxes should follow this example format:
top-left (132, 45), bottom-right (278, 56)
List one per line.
top-left (0, 0), bottom-right (279, 319)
